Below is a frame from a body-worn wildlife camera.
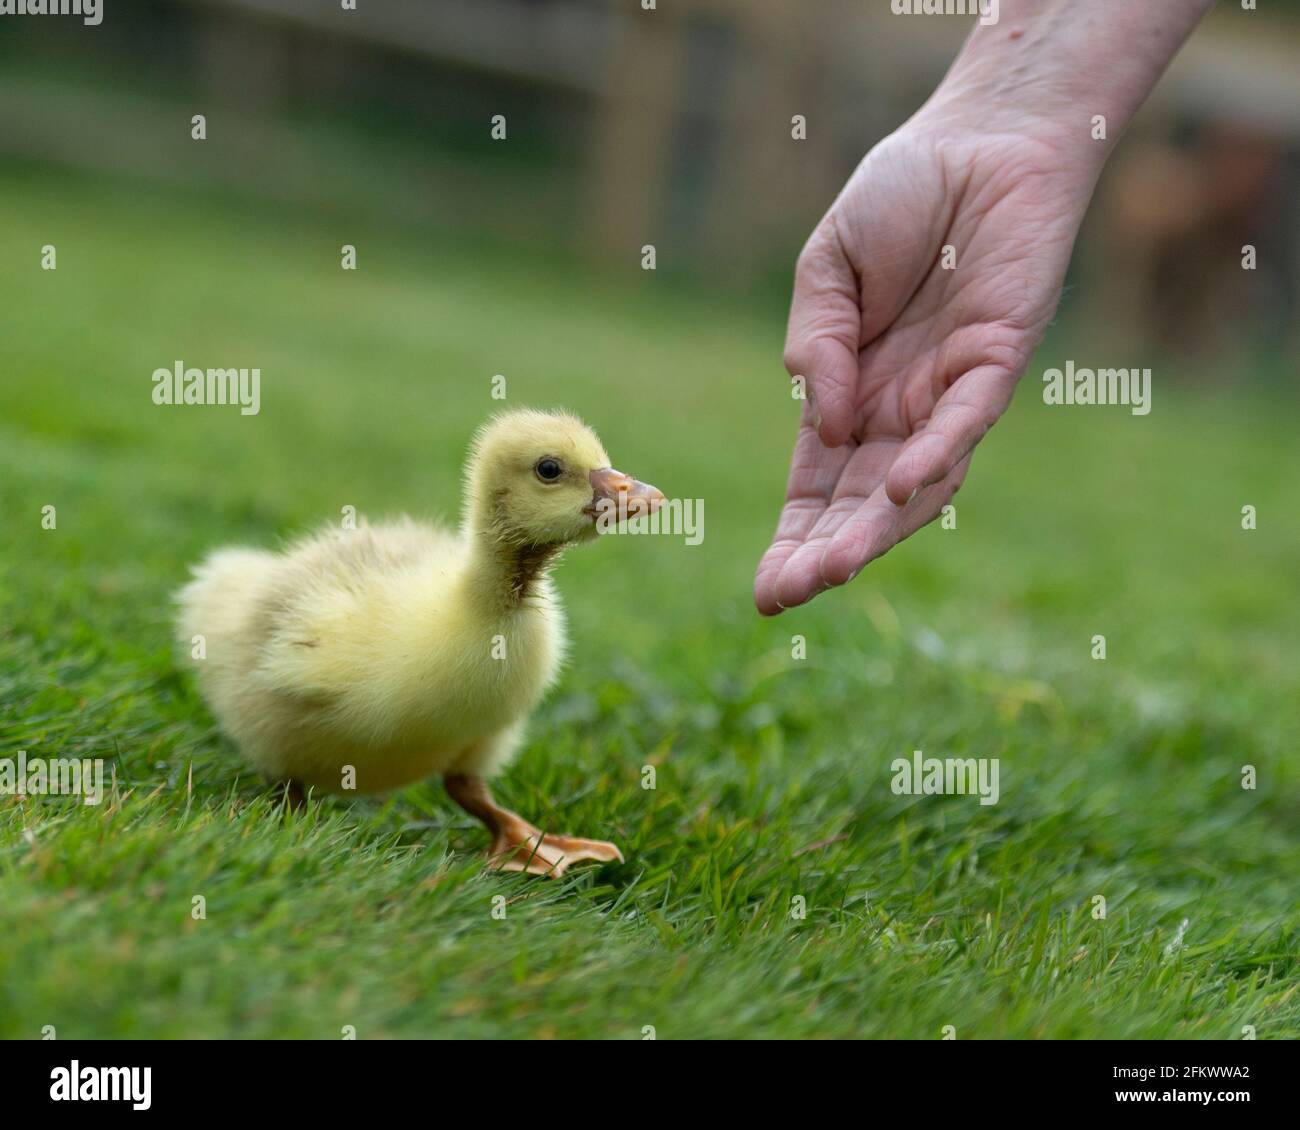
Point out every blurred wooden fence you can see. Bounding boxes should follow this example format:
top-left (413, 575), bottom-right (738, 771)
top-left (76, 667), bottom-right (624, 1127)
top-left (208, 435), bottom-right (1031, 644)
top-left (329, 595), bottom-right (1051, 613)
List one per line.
top-left (1, 0), bottom-right (1297, 351)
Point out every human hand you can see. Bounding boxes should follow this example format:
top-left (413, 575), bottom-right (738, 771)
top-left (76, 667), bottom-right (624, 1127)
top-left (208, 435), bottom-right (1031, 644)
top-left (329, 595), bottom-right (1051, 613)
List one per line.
top-left (754, 119), bottom-right (1095, 615)
top-left (754, 0), bottom-right (1214, 616)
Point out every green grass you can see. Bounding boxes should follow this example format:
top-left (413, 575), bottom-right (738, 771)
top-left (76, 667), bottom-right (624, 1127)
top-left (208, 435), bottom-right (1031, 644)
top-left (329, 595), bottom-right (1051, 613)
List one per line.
top-left (2, 170), bottom-right (1298, 1039)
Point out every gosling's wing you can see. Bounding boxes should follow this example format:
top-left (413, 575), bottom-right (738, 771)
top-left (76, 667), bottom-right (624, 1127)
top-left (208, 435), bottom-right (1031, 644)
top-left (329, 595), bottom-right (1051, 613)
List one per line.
top-left (251, 519), bottom-right (463, 702)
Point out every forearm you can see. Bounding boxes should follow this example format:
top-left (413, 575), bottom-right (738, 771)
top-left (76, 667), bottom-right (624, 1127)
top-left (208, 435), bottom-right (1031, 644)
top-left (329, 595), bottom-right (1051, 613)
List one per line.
top-left (918, 0), bottom-right (1216, 155)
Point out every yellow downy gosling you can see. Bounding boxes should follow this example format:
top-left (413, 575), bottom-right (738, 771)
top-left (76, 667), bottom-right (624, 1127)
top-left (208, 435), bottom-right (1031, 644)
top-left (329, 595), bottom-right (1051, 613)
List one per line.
top-left (176, 408), bottom-right (663, 876)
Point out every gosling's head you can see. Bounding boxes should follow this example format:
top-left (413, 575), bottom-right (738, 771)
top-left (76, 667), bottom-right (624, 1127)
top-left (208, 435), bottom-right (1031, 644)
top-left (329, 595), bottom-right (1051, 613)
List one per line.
top-left (464, 408), bottom-right (663, 547)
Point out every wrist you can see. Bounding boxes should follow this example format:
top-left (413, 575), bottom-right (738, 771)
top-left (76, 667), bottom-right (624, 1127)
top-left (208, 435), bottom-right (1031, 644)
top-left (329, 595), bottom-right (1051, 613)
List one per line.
top-left (911, 0), bottom-right (1214, 165)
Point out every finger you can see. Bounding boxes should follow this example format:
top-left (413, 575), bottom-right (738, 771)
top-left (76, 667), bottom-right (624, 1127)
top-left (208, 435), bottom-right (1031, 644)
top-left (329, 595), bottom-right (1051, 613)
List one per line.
top-left (754, 413), bottom-right (854, 616)
top-left (769, 437), bottom-right (901, 611)
top-left (821, 457), bottom-right (972, 586)
top-left (783, 221), bottom-right (860, 449)
top-left (885, 365), bottom-right (1014, 506)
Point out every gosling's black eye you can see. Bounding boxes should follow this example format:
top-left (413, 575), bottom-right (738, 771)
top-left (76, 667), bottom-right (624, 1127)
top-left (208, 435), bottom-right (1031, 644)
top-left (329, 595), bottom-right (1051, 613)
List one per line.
top-left (535, 457), bottom-right (563, 482)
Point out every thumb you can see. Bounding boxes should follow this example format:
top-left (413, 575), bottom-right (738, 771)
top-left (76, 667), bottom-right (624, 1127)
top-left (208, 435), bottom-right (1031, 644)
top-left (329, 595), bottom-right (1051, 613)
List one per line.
top-left (782, 223), bottom-right (859, 448)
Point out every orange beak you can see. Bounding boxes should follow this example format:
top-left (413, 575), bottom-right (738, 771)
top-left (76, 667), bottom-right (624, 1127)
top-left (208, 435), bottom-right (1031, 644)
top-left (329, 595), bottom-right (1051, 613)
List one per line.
top-left (585, 467), bottom-right (665, 521)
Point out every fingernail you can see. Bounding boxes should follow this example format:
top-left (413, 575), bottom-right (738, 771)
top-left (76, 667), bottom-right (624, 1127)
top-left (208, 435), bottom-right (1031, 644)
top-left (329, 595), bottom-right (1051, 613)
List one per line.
top-left (907, 487), bottom-right (918, 504)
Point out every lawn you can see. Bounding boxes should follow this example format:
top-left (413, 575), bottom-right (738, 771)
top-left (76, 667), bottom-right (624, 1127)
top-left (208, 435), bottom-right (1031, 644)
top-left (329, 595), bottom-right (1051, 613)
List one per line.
top-left (1, 170), bottom-right (1297, 1039)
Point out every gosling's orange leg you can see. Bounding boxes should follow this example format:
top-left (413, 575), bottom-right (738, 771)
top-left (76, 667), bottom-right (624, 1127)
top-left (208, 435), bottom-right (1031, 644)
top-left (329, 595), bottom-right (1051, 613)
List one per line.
top-left (444, 773), bottom-right (623, 878)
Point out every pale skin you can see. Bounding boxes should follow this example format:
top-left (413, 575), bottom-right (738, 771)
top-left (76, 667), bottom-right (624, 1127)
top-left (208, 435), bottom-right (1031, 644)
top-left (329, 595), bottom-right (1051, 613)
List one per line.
top-left (755, 0), bottom-right (1217, 615)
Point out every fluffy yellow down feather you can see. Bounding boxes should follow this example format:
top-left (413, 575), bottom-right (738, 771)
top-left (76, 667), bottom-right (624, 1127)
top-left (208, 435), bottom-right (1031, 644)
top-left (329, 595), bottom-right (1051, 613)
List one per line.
top-left (176, 409), bottom-right (659, 796)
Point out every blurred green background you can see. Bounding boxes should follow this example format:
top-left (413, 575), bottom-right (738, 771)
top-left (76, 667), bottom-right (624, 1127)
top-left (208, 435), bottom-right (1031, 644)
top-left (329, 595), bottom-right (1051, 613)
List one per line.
top-left (0, 1), bottom-right (1297, 1039)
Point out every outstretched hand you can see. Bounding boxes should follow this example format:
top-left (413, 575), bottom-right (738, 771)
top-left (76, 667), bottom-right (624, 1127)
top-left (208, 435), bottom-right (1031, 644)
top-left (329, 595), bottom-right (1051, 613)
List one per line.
top-left (755, 120), bottom-right (1095, 615)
